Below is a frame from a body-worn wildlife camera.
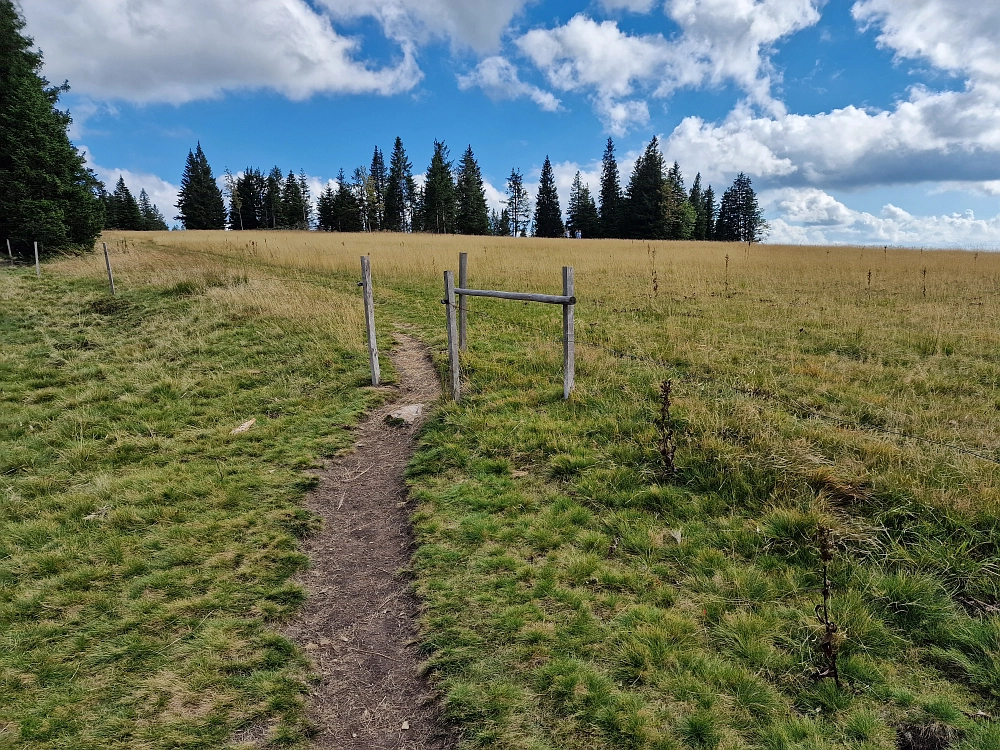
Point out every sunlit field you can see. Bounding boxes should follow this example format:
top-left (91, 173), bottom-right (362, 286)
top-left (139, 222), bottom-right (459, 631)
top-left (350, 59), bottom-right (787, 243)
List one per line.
top-left (7, 229), bottom-right (1000, 749)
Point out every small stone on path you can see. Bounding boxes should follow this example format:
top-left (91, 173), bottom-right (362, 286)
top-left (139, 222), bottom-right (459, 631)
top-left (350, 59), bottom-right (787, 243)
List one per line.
top-left (385, 404), bottom-right (423, 426)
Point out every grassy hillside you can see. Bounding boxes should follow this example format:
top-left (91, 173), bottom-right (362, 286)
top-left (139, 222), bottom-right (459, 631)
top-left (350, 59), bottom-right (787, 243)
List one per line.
top-left (7, 231), bottom-right (1000, 749)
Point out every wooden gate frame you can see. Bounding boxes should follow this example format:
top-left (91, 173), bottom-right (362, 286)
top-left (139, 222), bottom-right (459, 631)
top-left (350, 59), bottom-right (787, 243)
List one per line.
top-left (444, 252), bottom-right (575, 402)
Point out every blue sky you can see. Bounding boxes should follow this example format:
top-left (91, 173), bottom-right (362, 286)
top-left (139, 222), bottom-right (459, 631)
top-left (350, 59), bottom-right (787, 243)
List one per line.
top-left (19, 0), bottom-right (1000, 246)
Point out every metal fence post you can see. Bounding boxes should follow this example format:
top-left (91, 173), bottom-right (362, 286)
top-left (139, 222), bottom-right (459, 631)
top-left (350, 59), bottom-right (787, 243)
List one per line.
top-left (563, 266), bottom-right (575, 399)
top-left (360, 256), bottom-right (380, 386)
top-left (444, 270), bottom-right (460, 401)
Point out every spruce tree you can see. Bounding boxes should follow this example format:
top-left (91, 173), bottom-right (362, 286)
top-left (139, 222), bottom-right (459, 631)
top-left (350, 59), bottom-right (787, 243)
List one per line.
top-left (264, 167), bottom-right (283, 229)
top-left (663, 161), bottom-right (695, 240)
top-left (455, 145), bottom-right (490, 235)
top-left (384, 137), bottom-right (415, 232)
top-left (715, 173), bottom-right (767, 244)
top-left (567, 171), bottom-right (599, 239)
top-left (232, 168), bottom-right (266, 230)
top-left (0, 0), bottom-right (104, 251)
top-left (598, 137), bottom-right (623, 239)
top-left (368, 147), bottom-right (387, 231)
top-left (298, 170), bottom-right (313, 229)
top-left (420, 141), bottom-right (456, 234)
top-left (689, 173), bottom-right (705, 240)
top-left (175, 143), bottom-right (225, 229)
top-left (109, 177), bottom-right (142, 230)
top-left (138, 189), bottom-right (168, 231)
top-left (625, 137), bottom-right (667, 240)
top-left (533, 156), bottom-right (564, 238)
top-left (278, 169), bottom-right (307, 229)
top-left (703, 186), bottom-right (716, 241)
top-left (332, 169), bottom-right (363, 232)
top-left (505, 168), bottom-right (530, 237)
top-left (317, 184), bottom-right (336, 231)
top-left (491, 208), bottom-right (511, 237)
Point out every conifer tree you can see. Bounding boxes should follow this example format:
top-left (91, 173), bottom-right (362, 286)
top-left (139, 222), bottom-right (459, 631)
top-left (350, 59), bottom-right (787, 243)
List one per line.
top-left (278, 169), bottom-right (307, 229)
top-left (703, 186), bottom-right (717, 241)
top-left (138, 189), bottom-right (168, 231)
top-left (350, 166), bottom-right (370, 231)
top-left (175, 143), bottom-right (225, 229)
top-left (298, 170), bottom-right (313, 229)
top-left (108, 176), bottom-right (142, 230)
top-left (505, 168), bottom-right (530, 237)
top-left (0, 0), bottom-right (104, 251)
top-left (419, 141), bottom-right (456, 234)
top-left (317, 183), bottom-right (336, 231)
top-left (533, 156), bottom-right (564, 238)
top-left (689, 173), bottom-right (705, 240)
top-left (231, 168), bottom-right (266, 230)
top-left (625, 137), bottom-right (667, 239)
top-left (663, 161), bottom-right (695, 240)
top-left (332, 169), bottom-right (363, 232)
top-left (715, 173), bottom-right (767, 244)
top-left (567, 171), bottom-right (599, 238)
top-left (223, 168), bottom-right (242, 230)
top-left (455, 145), bottom-right (490, 235)
top-left (384, 137), bottom-right (416, 232)
top-left (264, 167), bottom-right (283, 229)
top-left (598, 137), bottom-right (624, 239)
top-left (368, 147), bottom-right (387, 231)
top-left (490, 208), bottom-right (511, 237)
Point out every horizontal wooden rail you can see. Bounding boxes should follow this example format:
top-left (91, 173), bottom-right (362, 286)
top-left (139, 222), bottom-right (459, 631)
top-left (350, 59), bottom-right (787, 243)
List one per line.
top-left (454, 287), bottom-right (576, 305)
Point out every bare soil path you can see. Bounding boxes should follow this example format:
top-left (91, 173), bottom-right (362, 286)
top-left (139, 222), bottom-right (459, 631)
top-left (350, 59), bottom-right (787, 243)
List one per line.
top-left (284, 333), bottom-right (457, 750)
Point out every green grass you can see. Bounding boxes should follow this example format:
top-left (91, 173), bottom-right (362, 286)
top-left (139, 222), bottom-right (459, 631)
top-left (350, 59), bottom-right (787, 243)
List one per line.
top-left (0, 269), bottom-right (381, 749)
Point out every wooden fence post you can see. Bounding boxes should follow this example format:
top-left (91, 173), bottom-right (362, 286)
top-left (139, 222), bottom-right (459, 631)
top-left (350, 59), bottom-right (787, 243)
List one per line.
top-left (444, 270), bottom-right (460, 402)
top-left (102, 242), bottom-right (116, 296)
top-left (563, 266), bottom-right (575, 399)
top-left (360, 256), bottom-right (380, 386)
top-left (458, 252), bottom-right (468, 351)
top-left (34, 242), bottom-right (39, 278)
top-left (5, 239), bottom-right (11, 261)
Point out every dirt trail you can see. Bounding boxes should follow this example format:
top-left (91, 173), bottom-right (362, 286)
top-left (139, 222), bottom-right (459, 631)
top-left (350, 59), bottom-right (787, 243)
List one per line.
top-left (284, 334), bottom-right (457, 750)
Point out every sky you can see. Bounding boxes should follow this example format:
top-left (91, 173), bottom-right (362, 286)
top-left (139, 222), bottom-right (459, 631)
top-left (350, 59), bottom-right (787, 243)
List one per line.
top-left (17, 0), bottom-right (1000, 246)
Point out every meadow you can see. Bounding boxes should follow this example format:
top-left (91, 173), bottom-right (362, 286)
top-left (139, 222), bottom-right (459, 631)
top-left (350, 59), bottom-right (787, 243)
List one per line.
top-left (3, 230), bottom-right (1000, 749)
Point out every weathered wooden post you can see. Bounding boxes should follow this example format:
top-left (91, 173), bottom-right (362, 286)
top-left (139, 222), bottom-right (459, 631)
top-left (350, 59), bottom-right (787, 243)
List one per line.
top-left (563, 266), bottom-right (575, 399)
top-left (458, 252), bottom-right (468, 351)
top-left (359, 256), bottom-right (380, 386)
top-left (444, 270), bottom-right (460, 401)
top-left (5, 239), bottom-right (11, 261)
top-left (102, 242), bottom-right (116, 296)
top-left (34, 242), bottom-right (39, 278)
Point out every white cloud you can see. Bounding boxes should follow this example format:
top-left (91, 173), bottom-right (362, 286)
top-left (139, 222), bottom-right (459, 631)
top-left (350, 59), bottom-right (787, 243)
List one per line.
top-left (318, 0), bottom-right (531, 53)
top-left (852, 1), bottom-right (1000, 86)
top-left (22, 0), bottom-right (421, 104)
top-left (457, 57), bottom-right (561, 112)
top-left (483, 179), bottom-right (507, 213)
top-left (82, 147), bottom-right (181, 222)
top-left (763, 188), bottom-right (1000, 247)
top-left (515, 3), bottom-right (820, 131)
top-left (600, 0), bottom-right (660, 12)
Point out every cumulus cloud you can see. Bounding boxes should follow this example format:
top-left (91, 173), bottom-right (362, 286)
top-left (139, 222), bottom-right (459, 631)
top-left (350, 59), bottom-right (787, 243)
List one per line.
top-left (82, 147), bottom-right (181, 223)
top-left (600, 0), bottom-right (661, 14)
top-left (319, 0), bottom-right (531, 53)
top-left (457, 57), bottom-right (561, 112)
top-left (21, 0), bottom-right (421, 104)
top-left (763, 188), bottom-right (1000, 247)
top-left (514, 2), bottom-right (820, 130)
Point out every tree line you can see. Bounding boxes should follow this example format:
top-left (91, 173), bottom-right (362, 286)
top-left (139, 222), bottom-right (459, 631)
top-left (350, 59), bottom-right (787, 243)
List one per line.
top-left (178, 136), bottom-right (767, 244)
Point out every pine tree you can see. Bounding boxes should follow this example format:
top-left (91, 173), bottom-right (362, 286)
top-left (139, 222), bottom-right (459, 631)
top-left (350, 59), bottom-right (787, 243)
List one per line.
top-left (138, 189), bottom-right (168, 231)
top-left (350, 166), bottom-right (370, 231)
top-left (598, 137), bottom-right (624, 239)
top-left (419, 141), bottom-right (456, 234)
top-left (0, 0), bottom-right (104, 251)
top-left (232, 168), bottom-right (266, 230)
top-left (703, 186), bottom-right (717, 241)
top-left (567, 171), bottom-right (599, 239)
top-left (505, 168), bottom-right (530, 237)
top-left (368, 147), bottom-right (387, 231)
top-left (664, 161), bottom-right (695, 240)
top-left (533, 156), bottom-right (564, 238)
top-left (490, 208), bottom-right (511, 237)
top-left (715, 173), bottom-right (767, 244)
top-left (625, 137), bottom-right (667, 240)
top-left (175, 143), bottom-right (225, 229)
top-left (455, 145), bottom-right (490, 235)
top-left (384, 137), bottom-right (416, 232)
